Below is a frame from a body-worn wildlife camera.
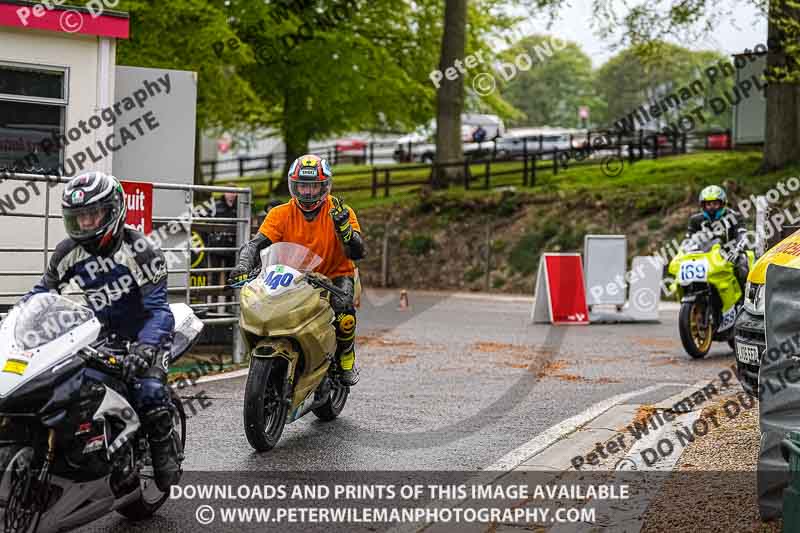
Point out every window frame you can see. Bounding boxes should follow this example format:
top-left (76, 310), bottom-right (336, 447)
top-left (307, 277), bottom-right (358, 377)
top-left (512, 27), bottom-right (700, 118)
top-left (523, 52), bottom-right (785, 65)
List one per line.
top-left (0, 60), bottom-right (69, 174)
top-left (0, 60), bottom-right (69, 106)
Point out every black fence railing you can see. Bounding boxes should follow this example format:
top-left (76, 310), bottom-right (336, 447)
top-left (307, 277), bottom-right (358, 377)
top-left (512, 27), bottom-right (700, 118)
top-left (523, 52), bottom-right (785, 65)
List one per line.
top-left (200, 128), bottom-right (733, 184)
top-left (205, 129), bottom-right (734, 199)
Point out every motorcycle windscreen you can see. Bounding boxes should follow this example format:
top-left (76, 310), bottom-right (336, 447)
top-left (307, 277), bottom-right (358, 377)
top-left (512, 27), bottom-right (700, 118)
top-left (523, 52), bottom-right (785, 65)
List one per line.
top-left (0, 293), bottom-right (99, 396)
top-left (759, 263), bottom-right (800, 520)
top-left (260, 242), bottom-right (322, 273)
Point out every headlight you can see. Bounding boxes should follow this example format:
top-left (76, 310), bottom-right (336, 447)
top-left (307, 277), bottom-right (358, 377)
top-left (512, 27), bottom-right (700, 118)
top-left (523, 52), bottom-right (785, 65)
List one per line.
top-left (744, 281), bottom-right (765, 315)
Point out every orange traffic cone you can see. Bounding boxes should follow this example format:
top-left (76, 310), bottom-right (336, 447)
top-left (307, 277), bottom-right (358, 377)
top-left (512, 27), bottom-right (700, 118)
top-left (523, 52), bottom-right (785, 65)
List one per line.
top-left (398, 290), bottom-right (410, 311)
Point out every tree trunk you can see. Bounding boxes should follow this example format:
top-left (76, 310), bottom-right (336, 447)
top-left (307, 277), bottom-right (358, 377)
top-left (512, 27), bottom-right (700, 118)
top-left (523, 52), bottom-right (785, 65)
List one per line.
top-left (433, 0), bottom-right (467, 189)
top-left (274, 90), bottom-right (310, 195)
top-left (279, 138), bottom-right (309, 194)
top-left (761, 0), bottom-right (800, 172)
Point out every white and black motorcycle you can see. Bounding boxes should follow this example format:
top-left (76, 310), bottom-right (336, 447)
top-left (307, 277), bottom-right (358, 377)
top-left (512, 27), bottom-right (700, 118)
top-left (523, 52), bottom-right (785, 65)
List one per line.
top-left (0, 292), bottom-right (203, 533)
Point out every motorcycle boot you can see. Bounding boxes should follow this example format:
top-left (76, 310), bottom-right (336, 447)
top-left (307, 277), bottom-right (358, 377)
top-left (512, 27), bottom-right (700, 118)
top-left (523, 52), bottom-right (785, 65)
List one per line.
top-left (331, 276), bottom-right (359, 386)
top-left (142, 407), bottom-right (180, 492)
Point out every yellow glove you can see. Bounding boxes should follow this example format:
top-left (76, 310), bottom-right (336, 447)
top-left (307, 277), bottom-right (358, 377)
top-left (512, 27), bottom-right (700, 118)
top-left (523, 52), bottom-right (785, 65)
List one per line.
top-left (329, 196), bottom-right (353, 243)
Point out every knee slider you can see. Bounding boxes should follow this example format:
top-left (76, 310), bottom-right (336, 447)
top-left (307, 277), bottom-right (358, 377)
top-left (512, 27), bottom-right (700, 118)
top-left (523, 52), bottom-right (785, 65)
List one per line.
top-left (336, 312), bottom-right (356, 336)
top-left (132, 377), bottom-right (171, 413)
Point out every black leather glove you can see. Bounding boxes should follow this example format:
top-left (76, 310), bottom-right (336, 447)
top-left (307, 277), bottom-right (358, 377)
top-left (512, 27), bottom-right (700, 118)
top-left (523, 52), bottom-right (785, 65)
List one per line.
top-left (228, 264), bottom-right (251, 286)
top-left (123, 343), bottom-right (156, 382)
top-left (229, 234), bottom-right (271, 285)
top-left (329, 196), bottom-right (353, 243)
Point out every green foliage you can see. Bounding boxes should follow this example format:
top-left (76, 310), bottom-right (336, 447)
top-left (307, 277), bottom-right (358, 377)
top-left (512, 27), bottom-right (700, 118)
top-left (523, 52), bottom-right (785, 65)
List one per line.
top-left (594, 42), bottom-right (734, 130)
top-left (403, 234), bottom-right (437, 255)
top-left (115, 0), bottom-right (266, 132)
top-left (552, 224), bottom-right (585, 251)
top-left (495, 192), bottom-right (524, 217)
top-left (500, 35), bottom-right (605, 127)
top-left (217, 0), bottom-right (521, 156)
top-left (491, 239), bottom-right (508, 253)
top-left (464, 266), bottom-right (485, 282)
top-left (509, 219), bottom-right (559, 274)
top-left (113, 0), bottom-right (522, 160)
top-left (492, 275), bottom-right (506, 288)
top-left (647, 218), bottom-right (663, 230)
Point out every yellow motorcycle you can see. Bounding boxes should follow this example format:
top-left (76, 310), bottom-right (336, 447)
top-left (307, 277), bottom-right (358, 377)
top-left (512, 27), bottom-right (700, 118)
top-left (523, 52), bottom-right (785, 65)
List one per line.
top-left (668, 238), bottom-right (754, 359)
top-left (232, 242), bottom-right (349, 452)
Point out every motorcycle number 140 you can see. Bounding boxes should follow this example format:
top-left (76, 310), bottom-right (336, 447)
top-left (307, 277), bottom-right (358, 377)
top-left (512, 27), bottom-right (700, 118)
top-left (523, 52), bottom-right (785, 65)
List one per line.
top-left (679, 259), bottom-right (709, 284)
top-left (264, 269), bottom-right (294, 290)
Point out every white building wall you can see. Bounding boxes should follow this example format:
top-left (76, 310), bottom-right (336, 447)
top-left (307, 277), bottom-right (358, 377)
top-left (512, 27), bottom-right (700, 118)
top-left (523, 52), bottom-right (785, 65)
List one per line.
top-left (0, 26), bottom-right (116, 304)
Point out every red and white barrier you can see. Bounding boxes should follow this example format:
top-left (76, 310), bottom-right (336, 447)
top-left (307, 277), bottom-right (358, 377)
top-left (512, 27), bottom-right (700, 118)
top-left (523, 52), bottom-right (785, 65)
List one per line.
top-left (530, 253), bottom-right (589, 325)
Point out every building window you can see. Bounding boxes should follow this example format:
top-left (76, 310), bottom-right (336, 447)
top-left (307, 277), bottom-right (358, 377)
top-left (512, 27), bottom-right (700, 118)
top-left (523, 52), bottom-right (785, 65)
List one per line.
top-left (0, 62), bottom-right (67, 176)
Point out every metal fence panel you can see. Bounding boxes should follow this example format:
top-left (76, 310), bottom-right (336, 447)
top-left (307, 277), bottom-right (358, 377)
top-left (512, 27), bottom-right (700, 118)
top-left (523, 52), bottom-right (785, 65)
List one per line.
top-left (0, 173), bottom-right (251, 362)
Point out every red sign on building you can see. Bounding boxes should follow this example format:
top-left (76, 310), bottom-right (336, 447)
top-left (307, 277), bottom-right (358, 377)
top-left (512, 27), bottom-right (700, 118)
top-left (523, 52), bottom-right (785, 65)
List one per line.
top-left (121, 181), bottom-right (153, 235)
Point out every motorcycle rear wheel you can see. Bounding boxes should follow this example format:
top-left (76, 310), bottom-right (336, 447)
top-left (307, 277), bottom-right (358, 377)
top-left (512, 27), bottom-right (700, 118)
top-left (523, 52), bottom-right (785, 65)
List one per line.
top-left (312, 382), bottom-right (349, 422)
top-left (679, 301), bottom-right (713, 359)
top-left (117, 388), bottom-right (187, 521)
top-left (244, 358), bottom-right (288, 452)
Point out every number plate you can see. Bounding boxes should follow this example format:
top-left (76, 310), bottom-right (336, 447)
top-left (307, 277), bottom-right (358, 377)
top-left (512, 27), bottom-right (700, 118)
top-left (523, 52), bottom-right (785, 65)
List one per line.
top-left (678, 259), bottom-right (709, 284)
top-left (736, 342), bottom-right (761, 365)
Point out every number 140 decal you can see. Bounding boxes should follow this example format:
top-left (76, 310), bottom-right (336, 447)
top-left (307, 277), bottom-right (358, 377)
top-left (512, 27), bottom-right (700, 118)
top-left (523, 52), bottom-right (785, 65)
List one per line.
top-left (264, 270), bottom-right (294, 289)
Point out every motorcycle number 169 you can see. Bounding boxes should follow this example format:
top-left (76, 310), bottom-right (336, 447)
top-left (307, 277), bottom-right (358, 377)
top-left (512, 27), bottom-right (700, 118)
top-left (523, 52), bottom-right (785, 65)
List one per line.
top-left (679, 259), bottom-right (709, 283)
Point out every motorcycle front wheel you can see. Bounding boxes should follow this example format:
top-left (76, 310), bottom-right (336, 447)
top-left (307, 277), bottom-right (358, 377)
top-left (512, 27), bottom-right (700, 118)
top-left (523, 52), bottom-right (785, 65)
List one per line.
top-left (244, 358), bottom-right (288, 452)
top-left (679, 300), bottom-right (714, 359)
top-left (0, 446), bottom-right (41, 533)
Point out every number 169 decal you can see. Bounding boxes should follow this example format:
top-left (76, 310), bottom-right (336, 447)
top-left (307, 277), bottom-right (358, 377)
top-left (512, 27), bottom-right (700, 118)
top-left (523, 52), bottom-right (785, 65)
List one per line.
top-left (678, 259), bottom-right (709, 284)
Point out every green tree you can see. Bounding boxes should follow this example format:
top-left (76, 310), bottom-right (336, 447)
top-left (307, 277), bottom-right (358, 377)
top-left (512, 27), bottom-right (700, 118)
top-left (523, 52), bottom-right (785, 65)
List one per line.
top-left (216, 0), bottom-right (443, 185)
top-left (590, 0), bottom-right (800, 171)
top-left (114, 0), bottom-right (267, 184)
top-left (595, 42), bottom-right (733, 131)
top-left (500, 35), bottom-right (603, 128)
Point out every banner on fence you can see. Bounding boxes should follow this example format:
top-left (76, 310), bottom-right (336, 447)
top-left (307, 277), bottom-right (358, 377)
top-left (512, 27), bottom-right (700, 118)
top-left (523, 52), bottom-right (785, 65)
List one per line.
top-left (121, 180), bottom-right (153, 235)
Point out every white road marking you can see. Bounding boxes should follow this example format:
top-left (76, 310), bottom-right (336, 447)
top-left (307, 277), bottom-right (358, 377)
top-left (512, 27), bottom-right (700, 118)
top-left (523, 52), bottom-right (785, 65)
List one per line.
top-left (550, 409), bottom-right (702, 533)
top-left (484, 382), bottom-right (691, 472)
top-left (192, 368), bottom-right (250, 384)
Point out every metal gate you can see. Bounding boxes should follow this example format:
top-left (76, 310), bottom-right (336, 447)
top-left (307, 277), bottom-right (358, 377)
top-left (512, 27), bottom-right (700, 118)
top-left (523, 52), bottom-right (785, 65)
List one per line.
top-left (0, 173), bottom-right (252, 363)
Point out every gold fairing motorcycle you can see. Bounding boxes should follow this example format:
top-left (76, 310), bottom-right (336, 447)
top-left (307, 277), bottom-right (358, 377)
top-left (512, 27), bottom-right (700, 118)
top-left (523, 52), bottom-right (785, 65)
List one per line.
top-left (233, 242), bottom-right (350, 452)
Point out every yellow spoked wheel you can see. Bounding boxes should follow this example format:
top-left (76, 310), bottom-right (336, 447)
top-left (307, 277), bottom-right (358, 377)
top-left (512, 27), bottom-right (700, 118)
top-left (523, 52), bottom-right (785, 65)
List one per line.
top-left (678, 300), bottom-right (714, 359)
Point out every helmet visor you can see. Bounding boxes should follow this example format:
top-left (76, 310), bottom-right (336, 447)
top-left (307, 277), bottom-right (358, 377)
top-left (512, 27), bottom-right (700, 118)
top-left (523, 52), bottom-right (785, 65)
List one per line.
top-left (63, 205), bottom-right (113, 241)
top-left (289, 178), bottom-right (330, 210)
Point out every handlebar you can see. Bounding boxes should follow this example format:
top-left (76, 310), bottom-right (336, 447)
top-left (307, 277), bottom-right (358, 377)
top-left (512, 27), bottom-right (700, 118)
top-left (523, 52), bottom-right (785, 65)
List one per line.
top-left (226, 271), bottom-right (348, 300)
top-left (306, 275), bottom-right (349, 300)
top-left (82, 345), bottom-right (125, 376)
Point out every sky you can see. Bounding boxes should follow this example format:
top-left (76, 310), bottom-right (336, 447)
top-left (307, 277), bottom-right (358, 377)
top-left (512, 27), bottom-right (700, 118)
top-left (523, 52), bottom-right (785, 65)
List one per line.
top-left (515, 0), bottom-right (767, 67)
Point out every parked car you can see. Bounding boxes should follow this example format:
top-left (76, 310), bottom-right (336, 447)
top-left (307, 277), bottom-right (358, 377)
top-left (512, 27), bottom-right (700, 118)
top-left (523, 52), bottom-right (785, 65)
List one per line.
top-left (707, 132), bottom-right (731, 150)
top-left (335, 139), bottom-right (367, 164)
top-left (393, 114), bottom-right (503, 163)
top-left (392, 137), bottom-right (483, 164)
top-left (494, 131), bottom-right (580, 159)
top-left (734, 227), bottom-right (800, 397)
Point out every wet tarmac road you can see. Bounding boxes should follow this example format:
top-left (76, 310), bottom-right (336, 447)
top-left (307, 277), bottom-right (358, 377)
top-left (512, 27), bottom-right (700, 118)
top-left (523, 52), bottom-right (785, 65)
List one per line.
top-left (79, 290), bottom-right (739, 532)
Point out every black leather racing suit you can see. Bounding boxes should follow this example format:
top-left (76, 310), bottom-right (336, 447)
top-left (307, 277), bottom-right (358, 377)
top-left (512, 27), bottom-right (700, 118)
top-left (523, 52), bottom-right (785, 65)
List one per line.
top-left (686, 209), bottom-right (750, 291)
